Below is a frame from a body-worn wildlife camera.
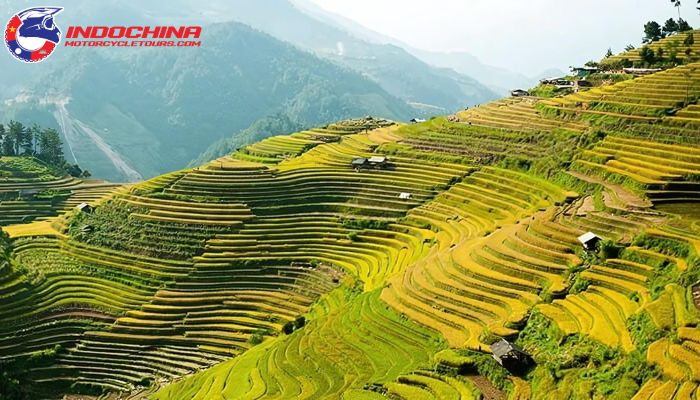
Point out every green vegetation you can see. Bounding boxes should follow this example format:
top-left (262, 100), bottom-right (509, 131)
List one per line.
top-left (0, 121), bottom-right (89, 178)
top-left (519, 311), bottom-right (659, 400)
top-left (3, 34), bottom-right (700, 400)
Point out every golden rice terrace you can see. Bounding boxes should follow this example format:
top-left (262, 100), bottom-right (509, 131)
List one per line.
top-left (2, 55), bottom-right (700, 400)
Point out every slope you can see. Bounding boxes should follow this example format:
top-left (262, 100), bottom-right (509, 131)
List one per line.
top-left (2, 34), bottom-right (700, 400)
top-left (4, 21), bottom-right (413, 183)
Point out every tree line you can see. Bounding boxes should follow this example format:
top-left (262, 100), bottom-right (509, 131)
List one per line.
top-left (643, 18), bottom-right (693, 44)
top-left (0, 121), bottom-right (90, 178)
top-left (642, 0), bottom-right (698, 44)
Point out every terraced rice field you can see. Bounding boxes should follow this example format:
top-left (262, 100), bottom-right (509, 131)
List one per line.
top-left (153, 289), bottom-right (448, 400)
top-left (2, 51), bottom-right (700, 400)
top-left (0, 157), bottom-right (121, 226)
top-left (543, 63), bottom-right (700, 118)
top-left (573, 136), bottom-right (700, 203)
top-left (604, 29), bottom-right (700, 65)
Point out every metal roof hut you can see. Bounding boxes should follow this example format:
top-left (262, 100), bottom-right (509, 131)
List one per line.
top-left (351, 157), bottom-right (367, 170)
top-left (491, 339), bottom-right (530, 371)
top-left (367, 156), bottom-right (388, 169)
top-left (571, 66), bottom-right (599, 78)
top-left (577, 232), bottom-right (602, 251)
top-left (76, 203), bottom-right (93, 213)
top-left (511, 89), bottom-right (530, 97)
top-left (399, 192), bottom-right (412, 200)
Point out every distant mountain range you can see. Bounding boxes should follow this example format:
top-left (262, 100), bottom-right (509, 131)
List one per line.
top-left (0, 0), bottom-right (558, 181)
top-left (4, 22), bottom-right (413, 181)
top-left (290, 0), bottom-right (564, 94)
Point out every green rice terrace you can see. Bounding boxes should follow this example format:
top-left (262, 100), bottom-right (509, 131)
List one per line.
top-left (2, 49), bottom-right (700, 400)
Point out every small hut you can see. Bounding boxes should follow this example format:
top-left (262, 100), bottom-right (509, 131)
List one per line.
top-left (367, 156), bottom-right (388, 169)
top-left (76, 203), bottom-right (93, 214)
top-left (577, 232), bottom-right (602, 251)
top-left (351, 157), bottom-right (368, 170)
top-left (491, 339), bottom-right (530, 371)
top-left (399, 192), bottom-right (412, 200)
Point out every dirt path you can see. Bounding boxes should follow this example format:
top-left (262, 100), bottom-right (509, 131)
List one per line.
top-left (567, 171), bottom-right (651, 209)
top-left (467, 375), bottom-right (507, 400)
top-left (54, 102), bottom-right (143, 182)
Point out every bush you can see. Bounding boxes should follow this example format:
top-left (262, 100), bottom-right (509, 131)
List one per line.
top-left (282, 321), bottom-right (295, 335)
top-left (598, 240), bottom-right (622, 259)
top-left (248, 333), bottom-right (264, 345)
top-left (341, 218), bottom-right (389, 230)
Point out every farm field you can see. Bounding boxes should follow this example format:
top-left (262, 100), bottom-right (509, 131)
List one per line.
top-left (2, 40), bottom-right (700, 400)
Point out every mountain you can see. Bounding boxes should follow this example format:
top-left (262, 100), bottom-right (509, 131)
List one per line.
top-left (127, 0), bottom-right (500, 112)
top-left (1, 0), bottom-right (499, 181)
top-left (2, 56), bottom-right (700, 400)
top-left (291, 0), bottom-right (561, 95)
top-left (3, 22), bottom-right (412, 182)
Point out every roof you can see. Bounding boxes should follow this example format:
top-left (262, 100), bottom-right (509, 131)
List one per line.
top-left (623, 68), bottom-right (662, 73)
top-left (76, 202), bottom-right (91, 209)
top-left (490, 339), bottom-right (524, 358)
top-left (399, 192), bottom-right (411, 199)
top-left (368, 156), bottom-right (387, 163)
top-left (577, 232), bottom-right (601, 244)
top-left (351, 157), bottom-right (367, 165)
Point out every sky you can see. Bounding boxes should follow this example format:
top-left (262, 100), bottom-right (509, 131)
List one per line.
top-left (307, 0), bottom-right (700, 76)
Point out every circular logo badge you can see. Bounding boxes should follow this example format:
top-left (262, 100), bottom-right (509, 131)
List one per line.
top-left (5, 6), bottom-right (63, 63)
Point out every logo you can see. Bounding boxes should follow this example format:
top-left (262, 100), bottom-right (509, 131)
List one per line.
top-left (5, 6), bottom-right (63, 63)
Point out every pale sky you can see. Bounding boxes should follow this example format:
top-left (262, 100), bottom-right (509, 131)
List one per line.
top-left (308, 0), bottom-right (700, 75)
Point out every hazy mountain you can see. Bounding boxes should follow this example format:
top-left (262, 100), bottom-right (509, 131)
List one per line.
top-left (291, 0), bottom-right (560, 95)
top-left (1, 0), bottom-right (497, 182)
top-left (126, 0), bottom-right (500, 112)
top-left (4, 22), bottom-right (412, 182)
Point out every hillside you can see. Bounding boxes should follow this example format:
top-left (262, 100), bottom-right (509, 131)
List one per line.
top-left (3, 22), bottom-right (414, 183)
top-left (1, 39), bottom-right (700, 400)
top-left (1, 0), bottom-right (501, 184)
top-left (135, 0), bottom-right (501, 111)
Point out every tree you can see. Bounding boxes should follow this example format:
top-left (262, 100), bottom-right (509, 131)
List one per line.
top-left (7, 121), bottom-right (26, 156)
top-left (20, 125), bottom-right (33, 155)
top-left (605, 48), bottom-right (613, 58)
top-left (37, 128), bottom-right (64, 166)
top-left (643, 21), bottom-right (663, 43)
top-left (0, 124), bottom-right (5, 156)
top-left (1, 130), bottom-right (14, 156)
top-left (685, 32), bottom-right (695, 46)
top-left (29, 124), bottom-right (41, 155)
top-left (663, 18), bottom-right (680, 35)
top-left (678, 18), bottom-right (693, 31)
top-left (624, 44), bottom-right (636, 51)
top-left (282, 321), bottom-right (295, 335)
top-left (672, 0), bottom-right (682, 19)
top-left (639, 46), bottom-right (657, 64)
top-left (657, 47), bottom-right (666, 61)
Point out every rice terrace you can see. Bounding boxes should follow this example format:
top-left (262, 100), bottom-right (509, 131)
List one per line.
top-left (2, 2), bottom-right (700, 400)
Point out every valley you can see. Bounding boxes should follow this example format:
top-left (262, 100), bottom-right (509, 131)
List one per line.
top-left (1, 21), bottom-right (700, 400)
